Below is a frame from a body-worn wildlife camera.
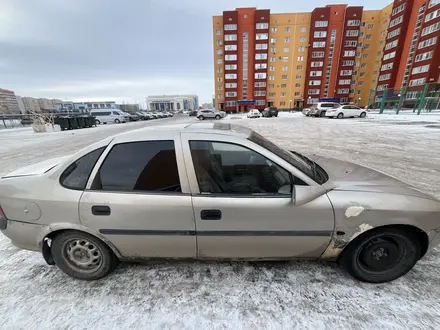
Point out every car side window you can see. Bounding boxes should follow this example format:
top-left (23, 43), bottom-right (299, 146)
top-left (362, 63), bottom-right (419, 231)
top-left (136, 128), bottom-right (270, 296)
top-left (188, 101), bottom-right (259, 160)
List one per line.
top-left (112, 111), bottom-right (119, 115)
top-left (189, 141), bottom-right (293, 196)
top-left (92, 140), bottom-right (181, 193)
top-left (60, 147), bottom-right (106, 190)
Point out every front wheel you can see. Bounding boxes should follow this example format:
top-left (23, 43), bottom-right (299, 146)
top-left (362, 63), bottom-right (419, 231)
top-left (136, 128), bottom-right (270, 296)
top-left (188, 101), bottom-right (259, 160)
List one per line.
top-left (340, 228), bottom-right (420, 283)
top-left (215, 115), bottom-right (221, 120)
top-left (360, 112), bottom-right (367, 118)
top-left (198, 116), bottom-right (204, 121)
top-left (320, 112), bottom-right (326, 117)
top-left (337, 113), bottom-right (344, 119)
top-left (51, 231), bottom-right (120, 280)
top-left (95, 119), bottom-right (101, 125)
top-left (115, 119), bottom-right (120, 124)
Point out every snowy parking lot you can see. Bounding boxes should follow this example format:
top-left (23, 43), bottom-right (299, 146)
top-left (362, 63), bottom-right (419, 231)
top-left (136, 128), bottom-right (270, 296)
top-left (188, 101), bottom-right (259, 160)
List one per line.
top-left (1, 113), bottom-right (440, 329)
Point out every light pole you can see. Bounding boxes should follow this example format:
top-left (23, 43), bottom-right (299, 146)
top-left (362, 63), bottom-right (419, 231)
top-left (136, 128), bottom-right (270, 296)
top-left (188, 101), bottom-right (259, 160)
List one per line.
top-left (289, 100), bottom-right (292, 112)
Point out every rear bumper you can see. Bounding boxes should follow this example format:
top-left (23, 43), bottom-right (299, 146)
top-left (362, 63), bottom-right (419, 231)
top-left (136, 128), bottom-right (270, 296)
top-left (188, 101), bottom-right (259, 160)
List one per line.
top-left (0, 220), bottom-right (47, 252)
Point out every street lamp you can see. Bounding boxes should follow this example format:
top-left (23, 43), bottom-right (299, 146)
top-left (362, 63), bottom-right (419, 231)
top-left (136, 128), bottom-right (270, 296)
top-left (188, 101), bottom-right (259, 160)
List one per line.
top-left (289, 99), bottom-right (292, 112)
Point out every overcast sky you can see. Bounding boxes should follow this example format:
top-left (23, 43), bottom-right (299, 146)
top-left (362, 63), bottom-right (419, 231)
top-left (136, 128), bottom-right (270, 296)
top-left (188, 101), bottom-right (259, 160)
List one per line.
top-left (0, 0), bottom-right (390, 104)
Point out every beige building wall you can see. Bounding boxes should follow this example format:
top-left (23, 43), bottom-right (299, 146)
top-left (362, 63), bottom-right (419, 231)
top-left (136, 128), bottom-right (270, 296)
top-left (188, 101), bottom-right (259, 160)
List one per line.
top-left (268, 13), bottom-right (311, 109)
top-left (22, 97), bottom-right (41, 113)
top-left (213, 16), bottom-right (224, 108)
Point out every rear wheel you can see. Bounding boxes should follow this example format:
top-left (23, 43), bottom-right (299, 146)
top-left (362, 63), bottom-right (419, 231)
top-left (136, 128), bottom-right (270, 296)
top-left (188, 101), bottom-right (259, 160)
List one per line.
top-left (337, 113), bottom-right (344, 119)
top-left (198, 116), bottom-right (204, 120)
top-left (320, 111), bottom-right (326, 117)
top-left (215, 115), bottom-right (221, 120)
top-left (340, 228), bottom-right (420, 283)
top-left (360, 112), bottom-right (367, 118)
top-left (95, 119), bottom-right (101, 125)
top-left (51, 231), bottom-right (120, 280)
top-left (115, 119), bottom-right (120, 124)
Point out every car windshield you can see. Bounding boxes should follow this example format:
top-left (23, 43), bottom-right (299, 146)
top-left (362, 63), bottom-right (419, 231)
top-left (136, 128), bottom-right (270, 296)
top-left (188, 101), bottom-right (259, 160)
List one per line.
top-left (247, 131), bottom-right (327, 184)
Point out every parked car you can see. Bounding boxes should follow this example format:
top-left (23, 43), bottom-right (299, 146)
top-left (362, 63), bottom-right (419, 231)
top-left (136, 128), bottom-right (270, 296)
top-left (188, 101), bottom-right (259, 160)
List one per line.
top-left (136, 112), bottom-right (149, 120)
top-left (302, 108), bottom-right (311, 116)
top-left (262, 107), bottom-right (279, 117)
top-left (247, 109), bottom-right (261, 118)
top-left (90, 109), bottom-right (127, 124)
top-left (124, 112), bottom-right (139, 122)
top-left (197, 109), bottom-right (223, 120)
top-left (325, 105), bottom-right (367, 119)
top-left (2, 122), bottom-right (440, 282)
top-left (189, 110), bottom-right (198, 117)
top-left (308, 102), bottom-right (341, 117)
top-left (219, 111), bottom-right (227, 118)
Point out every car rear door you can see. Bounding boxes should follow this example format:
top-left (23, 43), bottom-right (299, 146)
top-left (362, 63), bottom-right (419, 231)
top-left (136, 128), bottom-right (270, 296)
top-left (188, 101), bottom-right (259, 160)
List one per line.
top-left (79, 132), bottom-right (196, 258)
top-left (181, 132), bottom-right (334, 259)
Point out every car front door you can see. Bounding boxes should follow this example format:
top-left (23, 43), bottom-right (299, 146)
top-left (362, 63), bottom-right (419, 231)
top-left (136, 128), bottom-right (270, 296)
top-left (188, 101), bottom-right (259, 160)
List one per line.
top-left (79, 134), bottom-right (196, 258)
top-left (181, 133), bottom-right (334, 259)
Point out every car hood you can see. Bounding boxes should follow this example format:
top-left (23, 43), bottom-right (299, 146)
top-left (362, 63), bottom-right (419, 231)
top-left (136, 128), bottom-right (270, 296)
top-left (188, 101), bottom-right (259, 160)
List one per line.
top-left (2, 155), bottom-right (71, 178)
top-left (314, 156), bottom-right (436, 200)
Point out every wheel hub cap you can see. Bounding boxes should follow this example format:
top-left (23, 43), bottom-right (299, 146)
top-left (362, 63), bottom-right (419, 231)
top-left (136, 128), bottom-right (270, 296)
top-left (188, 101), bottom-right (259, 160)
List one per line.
top-left (359, 238), bottom-right (400, 271)
top-left (65, 239), bottom-right (102, 271)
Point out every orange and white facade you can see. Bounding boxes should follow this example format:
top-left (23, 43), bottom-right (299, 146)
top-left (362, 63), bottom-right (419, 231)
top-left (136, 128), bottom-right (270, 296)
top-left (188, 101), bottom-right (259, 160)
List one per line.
top-left (213, 0), bottom-right (440, 111)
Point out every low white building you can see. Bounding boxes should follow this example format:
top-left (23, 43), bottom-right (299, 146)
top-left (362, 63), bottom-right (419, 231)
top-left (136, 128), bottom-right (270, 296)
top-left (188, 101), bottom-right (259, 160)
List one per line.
top-left (146, 95), bottom-right (199, 111)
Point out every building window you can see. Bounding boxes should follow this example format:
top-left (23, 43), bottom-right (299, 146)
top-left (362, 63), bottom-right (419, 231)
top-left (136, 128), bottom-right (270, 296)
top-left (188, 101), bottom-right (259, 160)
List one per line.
top-left (300, 26), bottom-right (307, 32)
top-left (347, 20), bottom-right (361, 26)
top-left (269, 76), bottom-right (275, 81)
top-left (271, 37), bottom-right (277, 43)
top-left (295, 83), bottom-right (301, 87)
top-left (256, 23), bottom-right (269, 29)
top-left (313, 41), bottom-right (326, 48)
top-left (412, 64), bottom-right (430, 74)
top-left (218, 94), bottom-right (223, 99)
top-left (272, 27), bottom-right (278, 32)
top-left (310, 71), bottom-right (322, 77)
top-left (217, 77), bottom-right (223, 82)
top-left (225, 101), bottom-right (237, 106)
top-left (224, 45), bottom-right (237, 51)
top-left (360, 72), bottom-right (365, 78)
top-left (255, 100), bottom-right (266, 106)
top-left (270, 56), bottom-right (276, 62)
top-left (282, 66), bottom-right (288, 71)
top-left (282, 56), bottom-right (289, 62)
top-left (314, 31), bottom-right (327, 38)
top-left (421, 22), bottom-right (440, 36)
top-left (339, 79), bottom-right (351, 85)
top-left (409, 78), bottom-right (426, 86)
top-left (426, 9), bottom-right (440, 22)
top-left (297, 56), bottom-right (304, 61)
top-left (225, 54), bottom-right (237, 61)
top-left (361, 63), bottom-right (367, 68)
top-left (254, 91), bottom-right (266, 96)
top-left (344, 50), bottom-right (356, 57)
top-left (254, 82), bottom-right (266, 87)
top-left (366, 34), bottom-right (372, 40)
top-left (216, 40), bottom-right (223, 45)
top-left (344, 41), bottom-right (357, 47)
top-left (269, 84), bottom-right (275, 88)
top-left (418, 36), bottom-right (437, 49)
top-left (280, 101), bottom-right (286, 106)
top-left (255, 53), bottom-right (268, 60)
top-left (367, 24), bottom-right (374, 30)
top-left (340, 70), bottom-right (352, 76)
top-left (281, 84), bottom-right (287, 88)
top-left (385, 40), bottom-right (398, 50)
top-left (415, 50), bottom-right (434, 62)
top-left (346, 30), bottom-right (359, 37)
top-left (217, 59), bottom-right (223, 64)
top-left (392, 3), bottom-right (406, 16)
top-left (387, 28), bottom-right (401, 39)
top-left (429, 0), bottom-right (440, 9)
top-left (296, 74), bottom-right (302, 79)
top-left (389, 16), bottom-right (403, 28)
top-left (216, 29), bottom-right (221, 35)
top-left (282, 75), bottom-right (288, 80)
top-left (224, 34), bottom-right (237, 41)
top-left (300, 37), bottom-right (305, 42)
top-left (268, 92), bottom-right (276, 97)
top-left (315, 21), bottom-right (328, 27)
top-left (224, 24), bottom-right (237, 30)
top-left (255, 63), bottom-right (267, 69)
top-left (225, 64), bottom-right (238, 70)
top-left (363, 54), bottom-right (368, 59)
top-left (255, 43), bottom-right (268, 50)
top-left (226, 92), bottom-right (237, 97)
top-left (256, 33), bottom-right (269, 40)
top-left (342, 60), bottom-right (355, 66)
top-left (225, 74), bottom-right (237, 79)
top-left (294, 92), bottom-right (301, 96)
top-left (226, 83), bottom-right (237, 88)
top-left (280, 92), bottom-right (286, 97)
top-left (381, 63), bottom-right (393, 71)
top-left (285, 27), bottom-right (291, 32)
top-left (307, 98), bottom-right (319, 104)
top-left (284, 37), bottom-right (291, 43)
top-left (271, 47), bottom-right (276, 53)
top-left (308, 89), bottom-right (320, 95)
top-left (255, 73), bottom-right (267, 79)
top-left (297, 65), bottom-right (303, 70)
top-left (378, 74), bottom-right (391, 81)
top-left (312, 51), bottom-right (325, 58)
top-left (269, 66), bottom-right (275, 71)
top-left (298, 46), bottom-right (305, 52)
top-left (284, 47), bottom-right (290, 52)
top-left (337, 88), bottom-right (350, 94)
top-left (309, 80), bottom-right (321, 86)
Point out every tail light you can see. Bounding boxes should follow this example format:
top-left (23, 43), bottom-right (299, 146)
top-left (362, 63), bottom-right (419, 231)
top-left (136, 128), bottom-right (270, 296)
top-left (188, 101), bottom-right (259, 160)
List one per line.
top-left (0, 206), bottom-right (7, 230)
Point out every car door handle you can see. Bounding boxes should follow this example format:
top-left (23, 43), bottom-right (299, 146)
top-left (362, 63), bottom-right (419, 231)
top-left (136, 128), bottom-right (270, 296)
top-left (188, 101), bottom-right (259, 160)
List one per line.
top-left (92, 205), bottom-right (111, 216)
top-left (201, 209), bottom-right (222, 220)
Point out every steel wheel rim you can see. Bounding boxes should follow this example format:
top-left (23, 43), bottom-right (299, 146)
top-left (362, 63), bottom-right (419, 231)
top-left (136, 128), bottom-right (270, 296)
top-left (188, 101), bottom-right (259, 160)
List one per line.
top-left (357, 235), bottom-right (405, 274)
top-left (63, 238), bottom-right (103, 273)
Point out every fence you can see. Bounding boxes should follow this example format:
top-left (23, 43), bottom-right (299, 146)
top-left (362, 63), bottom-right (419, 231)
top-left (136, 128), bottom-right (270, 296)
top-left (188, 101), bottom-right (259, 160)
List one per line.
top-left (367, 82), bottom-right (440, 115)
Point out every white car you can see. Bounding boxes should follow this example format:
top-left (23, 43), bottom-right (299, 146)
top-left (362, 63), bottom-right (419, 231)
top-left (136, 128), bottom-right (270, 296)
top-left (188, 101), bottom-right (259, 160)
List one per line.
top-left (90, 109), bottom-right (128, 124)
top-left (325, 105), bottom-right (367, 119)
top-left (247, 109), bottom-right (261, 118)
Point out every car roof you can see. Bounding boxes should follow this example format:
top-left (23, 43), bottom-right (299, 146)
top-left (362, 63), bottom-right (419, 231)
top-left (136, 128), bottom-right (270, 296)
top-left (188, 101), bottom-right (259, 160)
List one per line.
top-left (112, 123), bottom-right (252, 142)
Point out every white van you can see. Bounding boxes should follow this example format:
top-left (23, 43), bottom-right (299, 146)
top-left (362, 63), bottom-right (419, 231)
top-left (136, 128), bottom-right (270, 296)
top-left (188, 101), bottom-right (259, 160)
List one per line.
top-left (90, 109), bottom-right (128, 124)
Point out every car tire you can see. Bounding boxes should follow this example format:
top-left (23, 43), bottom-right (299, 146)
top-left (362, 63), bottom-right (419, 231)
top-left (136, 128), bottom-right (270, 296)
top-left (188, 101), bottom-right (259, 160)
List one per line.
top-left (115, 119), bottom-right (120, 124)
top-left (337, 113), bottom-right (344, 119)
top-left (360, 112), bottom-right (367, 118)
top-left (95, 119), bottom-right (101, 125)
top-left (215, 115), bottom-right (221, 120)
top-left (320, 112), bottom-right (326, 117)
top-left (339, 227), bottom-right (421, 283)
top-left (51, 231), bottom-right (120, 281)
top-left (198, 116), bottom-right (204, 120)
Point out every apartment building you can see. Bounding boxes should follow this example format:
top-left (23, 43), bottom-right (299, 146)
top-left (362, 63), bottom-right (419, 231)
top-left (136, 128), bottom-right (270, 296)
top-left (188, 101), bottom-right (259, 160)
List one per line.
top-left (0, 89), bottom-right (21, 114)
top-left (213, 0), bottom-right (440, 111)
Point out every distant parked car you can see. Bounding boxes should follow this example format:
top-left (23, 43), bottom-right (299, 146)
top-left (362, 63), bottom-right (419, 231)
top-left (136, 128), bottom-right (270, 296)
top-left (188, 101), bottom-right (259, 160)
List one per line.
top-left (90, 109), bottom-right (127, 124)
top-left (197, 109), bottom-right (223, 120)
top-left (247, 109), bottom-right (261, 118)
top-left (136, 112), bottom-right (149, 120)
top-left (308, 102), bottom-right (341, 117)
top-left (302, 108), bottom-right (311, 116)
top-left (262, 107), bottom-right (278, 117)
top-left (123, 112), bottom-right (139, 122)
top-left (189, 110), bottom-right (198, 117)
top-left (325, 105), bottom-right (367, 119)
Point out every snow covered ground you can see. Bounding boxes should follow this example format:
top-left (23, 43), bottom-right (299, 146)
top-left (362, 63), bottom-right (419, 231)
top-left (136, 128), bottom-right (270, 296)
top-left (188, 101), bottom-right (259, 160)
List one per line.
top-left (1, 114), bottom-right (440, 329)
